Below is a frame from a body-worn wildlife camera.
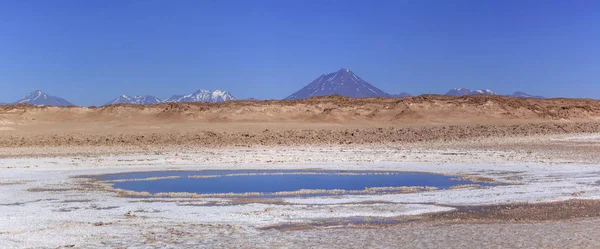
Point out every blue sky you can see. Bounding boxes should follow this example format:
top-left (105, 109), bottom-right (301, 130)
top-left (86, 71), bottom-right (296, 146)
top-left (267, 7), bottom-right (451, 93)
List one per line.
top-left (1, 0), bottom-right (598, 106)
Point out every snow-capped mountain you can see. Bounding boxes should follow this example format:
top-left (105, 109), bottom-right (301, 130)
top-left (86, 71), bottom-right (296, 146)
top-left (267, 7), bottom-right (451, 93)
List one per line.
top-left (163, 89), bottom-right (235, 103)
top-left (445, 89), bottom-right (545, 98)
top-left (472, 89), bottom-right (499, 95)
top-left (445, 88), bottom-right (498, 96)
top-left (105, 95), bottom-right (162, 105)
top-left (285, 68), bottom-right (391, 100)
top-left (445, 88), bottom-right (473, 96)
top-left (14, 90), bottom-right (73, 106)
top-left (510, 92), bottom-right (545, 98)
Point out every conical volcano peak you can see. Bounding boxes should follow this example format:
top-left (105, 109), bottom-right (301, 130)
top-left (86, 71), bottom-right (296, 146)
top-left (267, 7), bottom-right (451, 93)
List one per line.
top-left (284, 69), bottom-right (390, 100)
top-left (16, 90), bottom-right (73, 106)
top-left (337, 68), bottom-right (354, 75)
top-left (25, 90), bottom-right (44, 98)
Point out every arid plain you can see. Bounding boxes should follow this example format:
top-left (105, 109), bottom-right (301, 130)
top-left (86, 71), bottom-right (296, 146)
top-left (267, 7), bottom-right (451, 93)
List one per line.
top-left (2, 95), bottom-right (600, 248)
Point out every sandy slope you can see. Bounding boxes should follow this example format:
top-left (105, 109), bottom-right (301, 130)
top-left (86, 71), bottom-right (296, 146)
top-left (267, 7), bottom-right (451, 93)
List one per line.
top-left (1, 95), bottom-right (600, 148)
top-left (3, 94), bottom-right (600, 125)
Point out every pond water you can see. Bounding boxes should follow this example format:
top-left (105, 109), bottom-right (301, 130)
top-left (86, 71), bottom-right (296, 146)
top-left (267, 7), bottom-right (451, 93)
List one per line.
top-left (98, 170), bottom-right (495, 197)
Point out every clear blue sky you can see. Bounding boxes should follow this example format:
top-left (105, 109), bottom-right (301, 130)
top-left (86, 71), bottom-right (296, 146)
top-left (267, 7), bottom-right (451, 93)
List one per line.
top-left (1, 0), bottom-right (598, 106)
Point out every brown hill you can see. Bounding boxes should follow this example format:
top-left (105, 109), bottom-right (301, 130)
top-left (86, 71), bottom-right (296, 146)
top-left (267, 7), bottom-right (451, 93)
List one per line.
top-left (2, 95), bottom-right (600, 124)
top-left (1, 95), bottom-right (599, 148)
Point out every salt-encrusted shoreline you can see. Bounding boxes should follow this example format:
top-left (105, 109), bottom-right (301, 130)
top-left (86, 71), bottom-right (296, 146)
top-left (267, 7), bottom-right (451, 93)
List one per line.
top-left (1, 133), bottom-right (600, 248)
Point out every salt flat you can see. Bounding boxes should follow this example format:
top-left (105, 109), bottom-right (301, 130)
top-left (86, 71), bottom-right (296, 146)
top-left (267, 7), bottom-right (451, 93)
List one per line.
top-left (2, 133), bottom-right (600, 248)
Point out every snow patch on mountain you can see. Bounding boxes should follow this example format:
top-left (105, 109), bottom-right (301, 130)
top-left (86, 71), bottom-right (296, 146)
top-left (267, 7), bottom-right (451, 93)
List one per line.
top-left (510, 92), bottom-right (545, 98)
top-left (472, 89), bottom-right (499, 95)
top-left (105, 95), bottom-right (162, 105)
top-left (446, 88), bottom-right (498, 96)
top-left (446, 89), bottom-right (546, 98)
top-left (163, 89), bottom-right (236, 103)
top-left (14, 90), bottom-right (73, 106)
top-left (445, 88), bottom-right (473, 96)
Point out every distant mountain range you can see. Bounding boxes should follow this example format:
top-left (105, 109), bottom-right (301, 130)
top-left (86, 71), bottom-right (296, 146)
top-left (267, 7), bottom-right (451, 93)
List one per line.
top-left (4, 71), bottom-right (548, 106)
top-left (445, 88), bottom-right (473, 96)
top-left (164, 89), bottom-right (235, 103)
top-left (106, 95), bottom-right (162, 105)
top-left (445, 88), bottom-right (543, 98)
top-left (283, 69), bottom-right (545, 100)
top-left (2, 89), bottom-right (237, 107)
top-left (509, 91), bottom-right (545, 98)
top-left (14, 90), bottom-right (74, 106)
top-left (105, 90), bottom-right (236, 105)
top-left (446, 88), bottom-right (499, 96)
